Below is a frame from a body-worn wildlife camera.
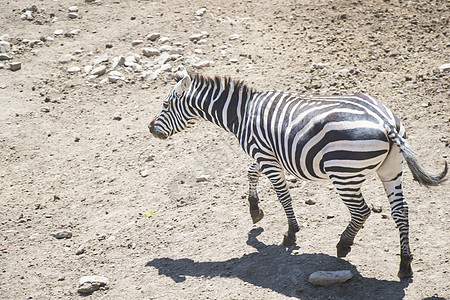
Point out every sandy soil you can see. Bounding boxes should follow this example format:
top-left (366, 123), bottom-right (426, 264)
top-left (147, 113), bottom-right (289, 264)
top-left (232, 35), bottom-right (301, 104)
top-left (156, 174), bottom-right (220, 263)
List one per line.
top-left (0, 0), bottom-right (449, 299)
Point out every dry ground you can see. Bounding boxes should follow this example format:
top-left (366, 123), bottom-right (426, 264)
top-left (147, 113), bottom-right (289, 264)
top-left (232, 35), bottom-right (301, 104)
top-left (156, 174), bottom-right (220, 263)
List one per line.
top-left (1, 0), bottom-right (449, 299)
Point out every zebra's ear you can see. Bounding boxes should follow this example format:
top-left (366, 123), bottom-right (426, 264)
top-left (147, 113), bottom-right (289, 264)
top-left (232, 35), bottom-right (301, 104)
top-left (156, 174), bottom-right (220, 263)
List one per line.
top-left (176, 65), bottom-right (188, 82)
top-left (174, 74), bottom-right (191, 95)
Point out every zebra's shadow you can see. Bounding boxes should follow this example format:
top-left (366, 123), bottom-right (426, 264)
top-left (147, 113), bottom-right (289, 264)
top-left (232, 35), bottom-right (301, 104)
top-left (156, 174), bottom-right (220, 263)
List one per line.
top-left (145, 228), bottom-right (410, 299)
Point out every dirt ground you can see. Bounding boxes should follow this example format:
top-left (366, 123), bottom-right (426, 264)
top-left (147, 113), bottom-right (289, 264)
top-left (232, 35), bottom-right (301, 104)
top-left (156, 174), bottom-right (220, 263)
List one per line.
top-left (1, 0), bottom-right (449, 299)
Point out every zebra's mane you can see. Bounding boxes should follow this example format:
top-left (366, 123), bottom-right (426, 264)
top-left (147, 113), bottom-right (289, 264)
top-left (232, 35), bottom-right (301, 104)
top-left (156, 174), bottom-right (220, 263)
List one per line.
top-left (189, 72), bottom-right (254, 96)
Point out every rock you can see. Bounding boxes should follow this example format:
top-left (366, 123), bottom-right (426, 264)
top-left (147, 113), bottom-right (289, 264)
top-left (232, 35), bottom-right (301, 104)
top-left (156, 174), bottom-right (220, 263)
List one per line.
top-left (68, 6), bottom-right (79, 12)
top-left (146, 32), bottom-right (160, 41)
top-left (113, 112), bottom-right (122, 121)
top-left (142, 47), bottom-right (160, 57)
top-left (195, 8), bottom-right (207, 16)
top-left (75, 246), bottom-right (85, 255)
top-left (159, 45), bottom-right (172, 52)
top-left (160, 63), bottom-right (172, 72)
top-left (9, 62), bottom-right (21, 71)
top-left (305, 199), bottom-right (316, 205)
top-left (0, 34), bottom-right (11, 42)
top-left (91, 65), bottom-right (107, 76)
top-left (189, 33), bottom-right (203, 42)
top-left (54, 29), bottom-right (64, 36)
top-left (21, 11), bottom-right (34, 21)
top-left (52, 230), bottom-right (72, 239)
top-left (67, 66), bottom-right (81, 74)
top-left (0, 41), bottom-right (11, 53)
top-left (84, 65), bottom-right (93, 74)
top-left (439, 63), bottom-right (450, 72)
top-left (371, 205), bottom-right (382, 213)
top-left (159, 37), bottom-right (169, 44)
top-left (229, 34), bottom-right (240, 41)
top-left (169, 47), bottom-right (183, 55)
top-left (193, 60), bottom-right (213, 69)
top-left (196, 174), bottom-right (211, 182)
top-left (70, 29), bottom-right (81, 35)
top-left (229, 58), bottom-right (239, 63)
top-left (157, 52), bottom-right (171, 65)
top-left (68, 12), bottom-right (79, 19)
top-left (77, 275), bottom-right (109, 295)
top-left (326, 214), bottom-right (335, 219)
top-left (310, 62), bottom-right (327, 69)
top-left (58, 54), bottom-right (76, 64)
top-left (0, 63), bottom-right (4, 69)
top-left (111, 56), bottom-right (125, 68)
top-left (131, 40), bottom-right (144, 46)
top-left (108, 71), bottom-right (125, 83)
top-left (0, 54), bottom-right (12, 60)
top-left (309, 270), bottom-right (353, 286)
top-left (92, 53), bottom-right (108, 66)
top-left (140, 169), bottom-right (149, 177)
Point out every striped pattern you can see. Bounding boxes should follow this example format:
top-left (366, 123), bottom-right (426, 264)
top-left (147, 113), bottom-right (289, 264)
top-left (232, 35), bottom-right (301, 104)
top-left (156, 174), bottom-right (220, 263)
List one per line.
top-left (149, 70), bottom-right (447, 278)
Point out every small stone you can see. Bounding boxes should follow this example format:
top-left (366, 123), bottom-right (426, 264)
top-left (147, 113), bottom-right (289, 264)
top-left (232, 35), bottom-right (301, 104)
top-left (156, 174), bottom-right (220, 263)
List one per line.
top-left (9, 62), bottom-right (21, 71)
top-left (0, 41), bottom-right (11, 53)
top-left (112, 112), bottom-right (122, 121)
top-left (21, 11), bottom-right (34, 21)
top-left (41, 107), bottom-right (50, 113)
top-left (326, 214), bottom-right (335, 219)
top-left (159, 37), bottom-right (169, 44)
top-left (92, 53), bottom-right (108, 66)
top-left (142, 47), bottom-right (160, 57)
top-left (229, 58), bottom-right (238, 63)
top-left (169, 47), bottom-right (183, 55)
top-left (91, 65), bottom-right (107, 76)
top-left (310, 62), bottom-right (327, 69)
top-left (438, 63), bottom-right (450, 72)
top-left (0, 34), bottom-right (11, 42)
top-left (140, 169), bottom-right (149, 177)
top-left (68, 12), bottom-right (79, 19)
top-left (229, 34), bottom-right (240, 41)
top-left (421, 102), bottom-right (430, 108)
top-left (52, 230), bottom-right (72, 239)
top-left (111, 56), bottom-right (125, 68)
top-left (159, 45), bottom-right (172, 52)
top-left (0, 63), bottom-right (4, 69)
top-left (54, 29), bottom-right (64, 36)
top-left (68, 6), bottom-right (79, 12)
top-left (157, 52), bottom-right (171, 65)
top-left (195, 8), bottom-right (207, 16)
top-left (305, 199), bottom-right (316, 205)
top-left (309, 270), bottom-right (353, 286)
top-left (84, 65), bottom-right (93, 74)
top-left (108, 71), bottom-right (125, 83)
top-left (0, 54), bottom-right (12, 61)
top-left (67, 66), bottom-right (81, 74)
top-left (146, 33), bottom-right (160, 41)
top-left (196, 174), bottom-right (210, 182)
top-left (131, 40), bottom-right (144, 46)
top-left (381, 214), bottom-right (389, 219)
top-left (189, 33), bottom-right (203, 42)
top-left (371, 205), bottom-right (382, 213)
top-left (76, 246), bottom-right (86, 255)
top-left (58, 54), bottom-right (76, 64)
top-left (193, 60), bottom-right (213, 69)
top-left (77, 275), bottom-right (109, 295)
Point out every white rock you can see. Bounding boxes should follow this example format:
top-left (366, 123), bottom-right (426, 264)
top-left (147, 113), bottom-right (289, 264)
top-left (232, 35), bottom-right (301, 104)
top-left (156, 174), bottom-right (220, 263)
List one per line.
top-left (160, 63), bottom-right (172, 72)
top-left (52, 230), bottom-right (72, 239)
top-left (132, 40), bottom-right (144, 46)
top-left (140, 169), bottom-right (149, 177)
top-left (0, 34), bottom-right (11, 42)
top-left (169, 47), bottom-right (183, 55)
top-left (9, 62), bottom-right (21, 71)
top-left (157, 52), bottom-right (171, 65)
top-left (201, 31), bottom-right (209, 38)
top-left (92, 53), bottom-right (108, 66)
top-left (159, 45), bottom-right (172, 52)
top-left (77, 275), bottom-right (109, 294)
top-left (309, 270), bottom-right (353, 286)
top-left (229, 34), bottom-right (240, 41)
top-left (439, 63), bottom-right (450, 72)
top-left (229, 58), bottom-right (238, 63)
top-left (111, 56), bottom-right (125, 68)
top-left (146, 32), bottom-right (160, 41)
top-left (169, 54), bottom-right (182, 61)
top-left (70, 29), bottom-right (81, 35)
top-left (54, 29), bottom-right (64, 36)
top-left (0, 63), bottom-right (4, 69)
top-left (189, 33), bottom-right (203, 42)
top-left (159, 37), bottom-right (169, 44)
top-left (310, 62), bottom-right (327, 69)
top-left (91, 65), bottom-right (107, 76)
top-left (0, 41), bottom-right (11, 53)
top-left (193, 60), bottom-right (213, 69)
top-left (0, 54), bottom-right (11, 61)
top-left (68, 6), bottom-right (79, 12)
top-left (142, 47), bottom-right (160, 57)
top-left (67, 66), bottom-right (81, 74)
top-left (108, 71), bottom-right (125, 83)
top-left (84, 65), bottom-right (93, 74)
top-left (21, 11), bottom-right (33, 21)
top-left (195, 8), bottom-right (207, 16)
top-left (68, 12), bottom-right (78, 19)
top-left (196, 174), bottom-right (211, 182)
top-left (58, 54), bottom-right (76, 64)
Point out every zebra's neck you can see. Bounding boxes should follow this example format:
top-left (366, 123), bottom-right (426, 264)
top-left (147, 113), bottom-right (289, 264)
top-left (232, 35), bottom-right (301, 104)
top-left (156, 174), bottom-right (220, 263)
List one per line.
top-left (186, 74), bottom-right (254, 136)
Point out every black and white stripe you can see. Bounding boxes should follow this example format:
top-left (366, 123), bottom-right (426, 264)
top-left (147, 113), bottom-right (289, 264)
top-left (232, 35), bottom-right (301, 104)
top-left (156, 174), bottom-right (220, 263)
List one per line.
top-left (149, 66), bottom-right (447, 279)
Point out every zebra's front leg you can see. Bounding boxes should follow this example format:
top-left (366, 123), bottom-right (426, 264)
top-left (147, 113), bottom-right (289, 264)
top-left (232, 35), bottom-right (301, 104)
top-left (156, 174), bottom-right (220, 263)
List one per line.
top-left (248, 162), bottom-right (264, 224)
top-left (260, 163), bottom-right (299, 246)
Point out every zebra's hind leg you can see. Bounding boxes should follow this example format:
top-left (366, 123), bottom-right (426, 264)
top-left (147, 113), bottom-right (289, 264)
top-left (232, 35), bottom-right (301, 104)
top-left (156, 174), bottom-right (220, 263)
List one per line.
top-left (248, 162), bottom-right (264, 224)
top-left (331, 177), bottom-right (371, 258)
top-left (377, 146), bottom-right (413, 279)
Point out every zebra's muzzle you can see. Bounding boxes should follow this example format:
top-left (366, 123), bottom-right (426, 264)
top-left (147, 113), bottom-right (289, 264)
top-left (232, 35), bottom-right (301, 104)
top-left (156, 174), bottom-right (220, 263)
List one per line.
top-left (149, 120), bottom-right (169, 139)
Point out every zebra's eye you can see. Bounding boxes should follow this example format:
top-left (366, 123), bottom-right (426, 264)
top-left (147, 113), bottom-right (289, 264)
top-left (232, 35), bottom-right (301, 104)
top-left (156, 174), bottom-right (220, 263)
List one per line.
top-left (163, 101), bottom-right (169, 109)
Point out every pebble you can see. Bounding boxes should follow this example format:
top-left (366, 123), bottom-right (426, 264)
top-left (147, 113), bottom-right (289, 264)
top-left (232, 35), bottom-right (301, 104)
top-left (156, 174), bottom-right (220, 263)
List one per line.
top-left (111, 56), bottom-right (125, 68)
top-left (439, 63), bottom-right (450, 72)
top-left (326, 214), bottom-right (335, 219)
top-left (140, 169), bottom-right (149, 177)
top-left (146, 32), bottom-right (160, 41)
top-left (112, 112), bottom-right (122, 121)
top-left (70, 29), bottom-right (81, 35)
top-left (131, 40), bottom-right (144, 46)
top-left (58, 54), bottom-right (76, 64)
top-left (77, 275), bottom-right (109, 295)
top-left (52, 230), bottom-right (72, 239)
top-left (0, 63), bottom-right (4, 69)
top-left (0, 34), bottom-right (11, 42)
top-left (9, 62), bottom-right (21, 71)
top-left (196, 174), bottom-right (211, 182)
top-left (159, 45), bottom-right (172, 52)
top-left (229, 58), bottom-right (239, 63)
top-left (157, 52), bottom-right (171, 65)
top-left (371, 205), bottom-right (382, 213)
top-left (309, 270), bottom-right (353, 286)
top-left (159, 37), bottom-right (169, 44)
top-left (195, 8), bottom-right (207, 16)
top-left (68, 12), bottom-right (79, 19)
top-left (169, 47), bottom-right (183, 55)
top-left (84, 65), bottom-right (93, 74)
top-left (67, 66), bottom-right (81, 74)
top-left (229, 34), bottom-right (240, 41)
top-left (193, 60), bottom-right (213, 69)
top-left (108, 71), bottom-right (125, 83)
top-left (68, 6), bottom-right (79, 12)
top-left (91, 65), bottom-right (107, 76)
top-left (92, 53), bottom-right (108, 66)
top-left (189, 33), bottom-right (203, 42)
top-left (21, 11), bottom-right (34, 21)
top-left (142, 47), bottom-right (160, 57)
top-left (0, 41), bottom-right (11, 53)
top-left (54, 29), bottom-right (64, 36)
top-left (0, 54), bottom-right (12, 60)
top-left (305, 199), bottom-right (316, 205)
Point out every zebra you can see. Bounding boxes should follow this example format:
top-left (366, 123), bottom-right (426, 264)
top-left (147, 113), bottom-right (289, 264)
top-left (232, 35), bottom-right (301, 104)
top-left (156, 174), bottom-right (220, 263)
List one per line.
top-left (148, 65), bottom-right (447, 279)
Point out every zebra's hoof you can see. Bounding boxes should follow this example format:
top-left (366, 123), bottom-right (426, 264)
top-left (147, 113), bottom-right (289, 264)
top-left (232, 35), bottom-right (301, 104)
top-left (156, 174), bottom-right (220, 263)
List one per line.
top-left (398, 255), bottom-right (413, 279)
top-left (250, 208), bottom-right (264, 224)
top-left (336, 240), bottom-right (352, 257)
top-left (283, 232), bottom-right (297, 247)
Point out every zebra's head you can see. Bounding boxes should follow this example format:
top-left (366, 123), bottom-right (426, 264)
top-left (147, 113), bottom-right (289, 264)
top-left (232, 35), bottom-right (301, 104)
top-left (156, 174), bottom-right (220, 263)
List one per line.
top-left (149, 66), bottom-right (193, 139)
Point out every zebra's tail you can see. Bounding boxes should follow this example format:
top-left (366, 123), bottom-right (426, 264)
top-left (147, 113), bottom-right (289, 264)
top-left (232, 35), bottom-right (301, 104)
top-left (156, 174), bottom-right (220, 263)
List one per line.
top-left (386, 125), bottom-right (448, 186)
